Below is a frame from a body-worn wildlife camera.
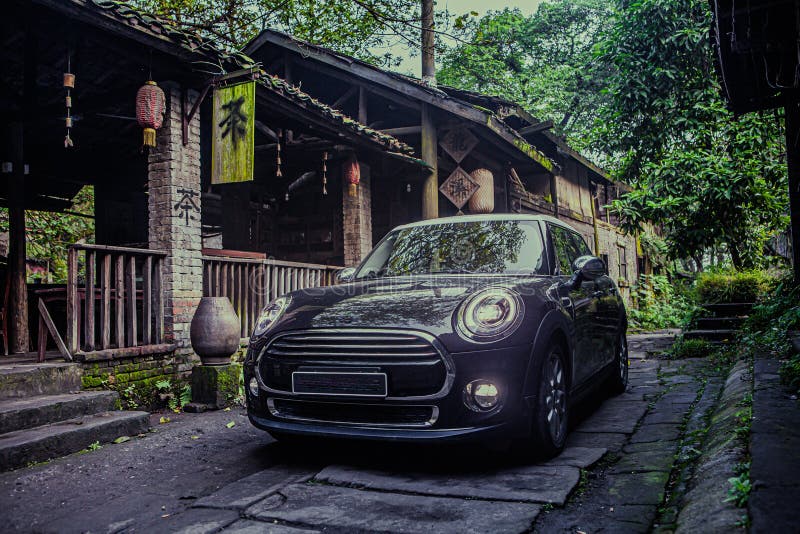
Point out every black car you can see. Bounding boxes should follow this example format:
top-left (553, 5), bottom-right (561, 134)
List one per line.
top-left (244, 214), bottom-right (628, 457)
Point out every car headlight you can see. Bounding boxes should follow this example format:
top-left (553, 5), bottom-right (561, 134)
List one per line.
top-left (252, 295), bottom-right (290, 338)
top-left (456, 288), bottom-right (524, 342)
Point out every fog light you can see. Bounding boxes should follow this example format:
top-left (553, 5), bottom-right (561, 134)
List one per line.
top-left (464, 380), bottom-right (500, 411)
top-left (248, 377), bottom-right (259, 397)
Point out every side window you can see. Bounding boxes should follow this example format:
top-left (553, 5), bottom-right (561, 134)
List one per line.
top-left (571, 233), bottom-right (593, 257)
top-left (549, 225), bottom-right (583, 275)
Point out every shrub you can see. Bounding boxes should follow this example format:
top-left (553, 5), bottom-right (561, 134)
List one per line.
top-left (695, 269), bottom-right (773, 304)
top-left (668, 338), bottom-right (717, 359)
top-left (629, 274), bottom-right (696, 331)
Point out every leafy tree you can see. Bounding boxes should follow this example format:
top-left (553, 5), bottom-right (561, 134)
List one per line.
top-left (595, 0), bottom-right (788, 269)
top-left (131, 0), bottom-right (451, 68)
top-left (438, 1), bottom-right (613, 151)
top-left (0, 186), bottom-right (95, 283)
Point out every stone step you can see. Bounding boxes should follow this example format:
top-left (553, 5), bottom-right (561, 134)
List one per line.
top-left (0, 410), bottom-right (150, 471)
top-left (699, 302), bottom-right (754, 317)
top-left (0, 391), bottom-right (119, 435)
top-left (695, 316), bottom-right (746, 330)
top-left (0, 362), bottom-right (82, 400)
top-left (682, 329), bottom-right (737, 343)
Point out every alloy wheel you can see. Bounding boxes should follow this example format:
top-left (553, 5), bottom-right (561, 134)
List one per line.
top-left (544, 353), bottom-right (567, 443)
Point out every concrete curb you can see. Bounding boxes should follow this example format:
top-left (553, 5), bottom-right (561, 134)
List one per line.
top-left (674, 358), bottom-right (752, 532)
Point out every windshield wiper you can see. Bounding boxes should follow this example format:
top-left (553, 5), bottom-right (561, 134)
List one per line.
top-left (430, 268), bottom-right (476, 274)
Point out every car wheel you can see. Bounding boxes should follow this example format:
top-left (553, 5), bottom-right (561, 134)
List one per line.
top-left (605, 332), bottom-right (629, 395)
top-left (530, 345), bottom-right (569, 458)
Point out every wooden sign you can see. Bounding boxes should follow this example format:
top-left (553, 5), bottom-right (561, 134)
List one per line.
top-left (439, 127), bottom-right (478, 163)
top-left (212, 81), bottom-right (255, 184)
top-left (440, 167), bottom-right (479, 210)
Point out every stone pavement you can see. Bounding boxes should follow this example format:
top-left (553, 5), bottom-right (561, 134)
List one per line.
top-left (2, 333), bottom-right (736, 533)
top-left (749, 357), bottom-right (800, 533)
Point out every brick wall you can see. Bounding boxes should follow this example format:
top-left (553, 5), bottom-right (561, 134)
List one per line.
top-left (342, 162), bottom-right (372, 266)
top-left (147, 85), bottom-right (203, 354)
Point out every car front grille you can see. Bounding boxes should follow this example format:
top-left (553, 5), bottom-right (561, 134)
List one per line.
top-left (258, 329), bottom-right (450, 398)
top-left (268, 398), bottom-right (438, 427)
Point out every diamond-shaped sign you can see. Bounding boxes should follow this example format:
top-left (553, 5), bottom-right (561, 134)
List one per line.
top-left (440, 167), bottom-right (479, 210)
top-left (440, 128), bottom-right (478, 163)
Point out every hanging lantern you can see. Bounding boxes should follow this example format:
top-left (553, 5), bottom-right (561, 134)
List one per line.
top-left (135, 80), bottom-right (166, 148)
top-left (468, 168), bottom-right (495, 213)
top-left (343, 155), bottom-right (360, 197)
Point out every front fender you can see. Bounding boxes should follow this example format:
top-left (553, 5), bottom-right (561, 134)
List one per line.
top-left (521, 308), bottom-right (574, 400)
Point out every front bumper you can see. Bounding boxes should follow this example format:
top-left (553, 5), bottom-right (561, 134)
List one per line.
top-left (245, 341), bottom-right (535, 443)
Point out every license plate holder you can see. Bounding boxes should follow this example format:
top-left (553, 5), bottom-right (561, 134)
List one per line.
top-left (291, 371), bottom-right (388, 397)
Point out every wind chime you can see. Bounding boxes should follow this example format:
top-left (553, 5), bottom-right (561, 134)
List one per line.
top-left (135, 80), bottom-right (166, 150)
top-left (322, 151), bottom-right (328, 195)
top-left (343, 154), bottom-right (360, 197)
top-left (63, 52), bottom-right (75, 148)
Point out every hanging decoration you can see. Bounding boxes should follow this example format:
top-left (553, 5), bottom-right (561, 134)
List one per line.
top-left (136, 80), bottom-right (166, 149)
top-left (211, 80), bottom-right (255, 183)
top-left (343, 155), bottom-right (360, 197)
top-left (468, 168), bottom-right (495, 213)
top-left (276, 129), bottom-right (283, 178)
top-left (322, 151), bottom-right (328, 195)
top-left (63, 52), bottom-right (75, 148)
top-left (439, 167), bottom-right (479, 215)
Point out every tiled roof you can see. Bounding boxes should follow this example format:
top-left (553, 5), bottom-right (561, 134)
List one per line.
top-left (54, 0), bottom-right (412, 155)
top-left (259, 75), bottom-right (414, 154)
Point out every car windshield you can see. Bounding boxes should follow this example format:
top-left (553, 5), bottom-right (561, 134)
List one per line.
top-left (354, 220), bottom-right (545, 279)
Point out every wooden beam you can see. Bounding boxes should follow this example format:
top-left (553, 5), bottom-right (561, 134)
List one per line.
top-left (254, 120), bottom-right (279, 141)
top-left (37, 299), bottom-right (71, 361)
top-left (519, 120), bottom-right (554, 135)
top-left (380, 126), bottom-right (422, 136)
top-left (332, 86), bottom-right (357, 109)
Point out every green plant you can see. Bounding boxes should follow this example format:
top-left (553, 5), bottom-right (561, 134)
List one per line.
top-left (668, 338), bottom-right (717, 360)
top-left (695, 269), bottom-right (773, 304)
top-left (169, 384), bottom-right (192, 412)
top-left (725, 472), bottom-right (752, 507)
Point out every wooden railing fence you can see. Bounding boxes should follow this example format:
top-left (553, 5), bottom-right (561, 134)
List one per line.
top-left (66, 244), bottom-right (167, 356)
top-left (202, 256), bottom-right (341, 340)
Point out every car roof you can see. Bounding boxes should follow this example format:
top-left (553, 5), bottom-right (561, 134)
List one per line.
top-left (394, 213), bottom-right (573, 231)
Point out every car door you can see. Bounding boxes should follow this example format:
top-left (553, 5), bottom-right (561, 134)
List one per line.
top-left (567, 232), bottom-right (613, 374)
top-left (548, 224), bottom-right (597, 386)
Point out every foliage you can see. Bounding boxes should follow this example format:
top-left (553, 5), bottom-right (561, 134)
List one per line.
top-left (155, 378), bottom-right (192, 412)
top-left (0, 186), bottom-right (95, 283)
top-left (438, 1), bottom-right (613, 150)
top-left (667, 338), bottom-right (717, 360)
top-left (694, 269), bottom-right (774, 304)
top-left (629, 274), bottom-right (696, 331)
top-left (131, 0), bottom-right (452, 69)
top-left (736, 274), bottom-right (800, 392)
top-left (725, 472), bottom-right (752, 508)
top-left (596, 0), bottom-right (788, 268)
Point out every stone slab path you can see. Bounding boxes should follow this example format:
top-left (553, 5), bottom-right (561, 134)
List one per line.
top-left (2, 332), bottom-right (728, 533)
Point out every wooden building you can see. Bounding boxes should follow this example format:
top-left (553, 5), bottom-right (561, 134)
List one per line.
top-left (1, 0), bottom-right (641, 391)
top-left (243, 30), bottom-right (639, 291)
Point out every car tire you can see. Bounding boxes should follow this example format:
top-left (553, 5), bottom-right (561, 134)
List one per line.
top-left (604, 332), bottom-right (629, 396)
top-left (528, 344), bottom-right (569, 459)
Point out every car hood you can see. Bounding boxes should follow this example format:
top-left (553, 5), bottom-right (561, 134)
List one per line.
top-left (271, 275), bottom-right (554, 342)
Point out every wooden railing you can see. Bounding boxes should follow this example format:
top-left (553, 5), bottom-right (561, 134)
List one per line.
top-left (203, 255), bottom-right (342, 339)
top-left (66, 244), bottom-right (168, 357)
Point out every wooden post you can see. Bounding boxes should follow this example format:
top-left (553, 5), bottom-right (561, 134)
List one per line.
top-left (8, 123), bottom-right (29, 353)
top-left (358, 87), bottom-right (368, 124)
top-left (787, 99), bottom-right (800, 282)
top-left (66, 247), bottom-right (79, 354)
top-left (550, 174), bottom-right (559, 218)
top-left (421, 104), bottom-right (438, 219)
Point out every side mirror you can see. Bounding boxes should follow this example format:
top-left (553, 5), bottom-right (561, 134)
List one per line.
top-left (570, 255), bottom-right (606, 287)
top-left (336, 267), bottom-right (357, 283)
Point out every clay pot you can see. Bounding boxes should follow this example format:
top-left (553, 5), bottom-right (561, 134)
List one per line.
top-left (190, 297), bottom-right (240, 365)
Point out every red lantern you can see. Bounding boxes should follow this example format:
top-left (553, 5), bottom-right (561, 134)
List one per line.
top-left (136, 80), bottom-right (166, 148)
top-left (343, 155), bottom-right (360, 197)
